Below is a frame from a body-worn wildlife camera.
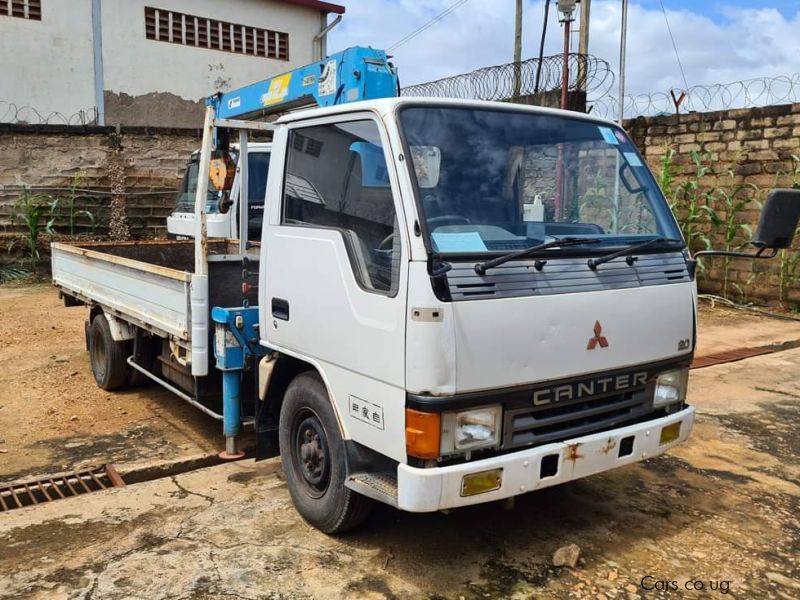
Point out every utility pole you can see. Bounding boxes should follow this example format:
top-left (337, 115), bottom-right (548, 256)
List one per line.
top-left (557, 0), bottom-right (577, 110)
top-left (618, 0), bottom-right (628, 125)
top-left (577, 0), bottom-right (591, 93)
top-left (513, 0), bottom-right (523, 101)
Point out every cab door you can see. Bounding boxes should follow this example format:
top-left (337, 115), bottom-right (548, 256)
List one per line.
top-left (260, 113), bottom-right (409, 462)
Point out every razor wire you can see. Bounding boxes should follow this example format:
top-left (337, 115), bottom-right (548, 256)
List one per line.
top-left (0, 102), bottom-right (100, 125)
top-left (5, 70), bottom-right (800, 125)
top-left (590, 74), bottom-right (800, 119)
top-left (402, 53), bottom-right (615, 102)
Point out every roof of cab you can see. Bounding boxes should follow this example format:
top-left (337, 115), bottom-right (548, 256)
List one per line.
top-left (275, 96), bottom-right (621, 128)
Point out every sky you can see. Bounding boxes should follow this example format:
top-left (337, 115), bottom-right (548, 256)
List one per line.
top-left (328, 0), bottom-right (800, 107)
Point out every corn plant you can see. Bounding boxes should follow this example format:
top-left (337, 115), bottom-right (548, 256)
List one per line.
top-left (657, 147), bottom-right (677, 199)
top-left (667, 149), bottom-right (716, 256)
top-left (0, 266), bottom-right (30, 284)
top-left (61, 172), bottom-right (96, 235)
top-left (9, 192), bottom-right (58, 264)
top-left (704, 171), bottom-right (759, 300)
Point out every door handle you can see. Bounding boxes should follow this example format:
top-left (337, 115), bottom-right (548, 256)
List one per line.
top-left (271, 297), bottom-right (290, 321)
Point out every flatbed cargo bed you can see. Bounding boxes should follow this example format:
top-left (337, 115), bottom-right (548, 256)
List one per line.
top-left (51, 240), bottom-right (258, 343)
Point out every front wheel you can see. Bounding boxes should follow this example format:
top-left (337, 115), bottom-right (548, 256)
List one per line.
top-left (279, 372), bottom-right (372, 533)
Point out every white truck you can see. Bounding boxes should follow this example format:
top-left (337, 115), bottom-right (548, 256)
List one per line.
top-left (52, 48), bottom-right (800, 533)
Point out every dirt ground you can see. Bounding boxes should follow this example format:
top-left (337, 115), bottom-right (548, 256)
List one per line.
top-left (0, 283), bottom-right (224, 485)
top-left (1, 284), bottom-right (800, 598)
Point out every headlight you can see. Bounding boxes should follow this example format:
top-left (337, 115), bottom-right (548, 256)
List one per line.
top-left (654, 368), bottom-right (689, 407)
top-left (441, 405), bottom-right (502, 454)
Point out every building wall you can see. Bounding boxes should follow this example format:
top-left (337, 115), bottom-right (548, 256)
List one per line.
top-left (0, 0), bottom-right (327, 127)
top-left (0, 1), bottom-right (97, 122)
top-left (101, 0), bottom-right (325, 126)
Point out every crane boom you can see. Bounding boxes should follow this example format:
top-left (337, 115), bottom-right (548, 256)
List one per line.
top-left (207, 46), bottom-right (399, 121)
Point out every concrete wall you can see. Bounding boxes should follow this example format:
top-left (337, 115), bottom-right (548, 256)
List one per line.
top-left (0, 123), bottom-right (201, 255)
top-left (625, 103), bottom-right (800, 305)
top-left (0, 0), bottom-right (327, 127)
top-left (0, 1), bottom-right (96, 121)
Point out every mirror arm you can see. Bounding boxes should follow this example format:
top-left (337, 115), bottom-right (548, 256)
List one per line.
top-left (693, 247), bottom-right (778, 260)
top-left (687, 246), bottom-right (778, 279)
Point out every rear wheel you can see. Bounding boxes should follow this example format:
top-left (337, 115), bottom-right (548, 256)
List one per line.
top-left (279, 372), bottom-right (372, 533)
top-left (88, 315), bottom-right (130, 390)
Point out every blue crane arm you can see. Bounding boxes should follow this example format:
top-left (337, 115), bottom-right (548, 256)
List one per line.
top-left (207, 46), bottom-right (399, 120)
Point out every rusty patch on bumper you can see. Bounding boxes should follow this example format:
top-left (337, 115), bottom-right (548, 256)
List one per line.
top-left (600, 437), bottom-right (617, 455)
top-left (564, 443), bottom-right (584, 466)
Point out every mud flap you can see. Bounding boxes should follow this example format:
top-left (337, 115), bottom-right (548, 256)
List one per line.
top-left (255, 385), bottom-right (280, 461)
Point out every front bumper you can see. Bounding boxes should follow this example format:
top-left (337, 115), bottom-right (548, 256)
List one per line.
top-left (397, 405), bottom-right (695, 512)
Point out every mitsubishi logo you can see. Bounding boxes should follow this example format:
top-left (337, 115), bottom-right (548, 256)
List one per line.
top-left (587, 321), bottom-right (609, 350)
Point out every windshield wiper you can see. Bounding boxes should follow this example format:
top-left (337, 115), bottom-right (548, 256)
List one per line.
top-left (587, 238), bottom-right (683, 270)
top-left (474, 238), bottom-right (599, 275)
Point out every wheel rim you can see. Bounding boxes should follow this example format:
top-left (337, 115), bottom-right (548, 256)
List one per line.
top-left (292, 410), bottom-right (330, 498)
top-left (91, 327), bottom-right (107, 380)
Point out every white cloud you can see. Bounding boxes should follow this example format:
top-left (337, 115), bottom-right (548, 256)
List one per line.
top-left (329, 1), bottom-right (800, 109)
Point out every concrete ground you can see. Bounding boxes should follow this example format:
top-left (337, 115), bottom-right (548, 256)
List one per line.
top-left (1, 284), bottom-right (800, 598)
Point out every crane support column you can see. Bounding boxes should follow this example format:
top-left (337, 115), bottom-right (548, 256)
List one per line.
top-left (211, 306), bottom-right (266, 459)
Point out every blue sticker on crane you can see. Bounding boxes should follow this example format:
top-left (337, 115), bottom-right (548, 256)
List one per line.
top-left (599, 126), bottom-right (619, 145)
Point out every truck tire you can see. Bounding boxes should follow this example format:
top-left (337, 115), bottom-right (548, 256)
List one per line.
top-left (279, 372), bottom-right (372, 534)
top-left (88, 315), bottom-right (130, 391)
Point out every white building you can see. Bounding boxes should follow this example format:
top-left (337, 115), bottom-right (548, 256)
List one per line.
top-left (0, 0), bottom-right (345, 127)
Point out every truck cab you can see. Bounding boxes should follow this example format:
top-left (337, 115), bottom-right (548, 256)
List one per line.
top-left (167, 143), bottom-right (272, 240)
top-left (256, 97), bottom-right (697, 527)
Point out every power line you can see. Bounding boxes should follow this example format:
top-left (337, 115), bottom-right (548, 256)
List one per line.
top-left (659, 0), bottom-right (690, 91)
top-left (387, 0), bottom-right (471, 53)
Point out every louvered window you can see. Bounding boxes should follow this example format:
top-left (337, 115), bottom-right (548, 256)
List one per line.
top-left (144, 6), bottom-right (288, 60)
top-left (2, 0), bottom-right (42, 20)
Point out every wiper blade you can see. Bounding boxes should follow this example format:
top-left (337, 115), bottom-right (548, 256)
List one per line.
top-left (587, 238), bottom-right (683, 270)
top-left (474, 237), bottom-right (599, 275)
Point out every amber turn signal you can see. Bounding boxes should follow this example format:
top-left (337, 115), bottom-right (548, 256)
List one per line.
top-left (405, 409), bottom-right (441, 459)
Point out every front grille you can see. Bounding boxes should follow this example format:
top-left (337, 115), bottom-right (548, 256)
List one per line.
top-left (447, 252), bottom-right (691, 301)
top-left (503, 388), bottom-right (652, 449)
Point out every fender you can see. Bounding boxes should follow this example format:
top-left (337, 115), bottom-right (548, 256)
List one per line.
top-left (104, 313), bottom-right (135, 342)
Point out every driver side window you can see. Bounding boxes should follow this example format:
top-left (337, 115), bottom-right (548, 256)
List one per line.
top-left (282, 119), bottom-right (401, 296)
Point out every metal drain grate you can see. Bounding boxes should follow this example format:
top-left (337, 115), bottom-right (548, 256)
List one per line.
top-left (0, 464), bottom-right (125, 512)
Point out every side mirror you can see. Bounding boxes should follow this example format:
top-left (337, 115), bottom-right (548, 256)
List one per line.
top-left (752, 188), bottom-right (800, 250)
top-left (691, 188), bottom-right (800, 276)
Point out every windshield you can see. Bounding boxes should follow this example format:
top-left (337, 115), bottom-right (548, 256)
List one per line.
top-left (399, 106), bottom-right (682, 255)
top-left (174, 150), bottom-right (271, 216)
top-left (175, 158), bottom-right (224, 213)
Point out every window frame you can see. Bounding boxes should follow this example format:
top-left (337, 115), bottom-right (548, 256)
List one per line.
top-left (144, 6), bottom-right (289, 60)
top-left (279, 112), bottom-right (406, 299)
top-left (1, 0), bottom-right (41, 20)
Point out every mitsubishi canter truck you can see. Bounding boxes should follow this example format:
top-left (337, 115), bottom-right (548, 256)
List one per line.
top-left (52, 47), bottom-right (800, 533)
